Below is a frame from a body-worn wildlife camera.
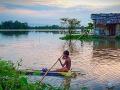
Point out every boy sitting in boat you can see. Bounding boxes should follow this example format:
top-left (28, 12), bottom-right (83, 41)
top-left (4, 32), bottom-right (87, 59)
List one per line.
top-left (56, 50), bottom-right (71, 72)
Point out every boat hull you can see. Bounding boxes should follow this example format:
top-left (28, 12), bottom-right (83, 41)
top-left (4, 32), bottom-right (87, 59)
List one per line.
top-left (21, 70), bottom-right (74, 77)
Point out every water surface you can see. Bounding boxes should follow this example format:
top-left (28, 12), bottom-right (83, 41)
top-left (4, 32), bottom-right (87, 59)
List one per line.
top-left (0, 30), bottom-right (120, 90)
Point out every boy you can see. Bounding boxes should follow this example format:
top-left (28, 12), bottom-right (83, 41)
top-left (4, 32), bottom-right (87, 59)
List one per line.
top-left (56, 50), bottom-right (71, 72)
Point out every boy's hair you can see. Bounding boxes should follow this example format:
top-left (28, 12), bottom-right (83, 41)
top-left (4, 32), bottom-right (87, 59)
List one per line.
top-left (63, 50), bottom-right (69, 55)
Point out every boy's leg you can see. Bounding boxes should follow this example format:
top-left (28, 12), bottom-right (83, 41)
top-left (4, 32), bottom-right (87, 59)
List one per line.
top-left (56, 67), bottom-right (68, 72)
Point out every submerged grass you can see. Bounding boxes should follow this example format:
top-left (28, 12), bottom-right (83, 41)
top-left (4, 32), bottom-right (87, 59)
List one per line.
top-left (60, 34), bottom-right (120, 41)
top-left (0, 59), bottom-right (62, 90)
top-left (60, 34), bottom-right (101, 41)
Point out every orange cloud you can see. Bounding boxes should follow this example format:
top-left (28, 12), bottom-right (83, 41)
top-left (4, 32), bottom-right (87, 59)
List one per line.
top-left (0, 7), bottom-right (7, 13)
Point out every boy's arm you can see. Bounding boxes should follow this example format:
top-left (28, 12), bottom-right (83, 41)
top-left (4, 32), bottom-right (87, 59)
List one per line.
top-left (58, 58), bottom-right (66, 67)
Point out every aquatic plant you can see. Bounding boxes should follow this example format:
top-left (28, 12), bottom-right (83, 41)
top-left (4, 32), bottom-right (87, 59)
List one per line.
top-left (0, 59), bottom-right (62, 90)
top-left (60, 34), bottom-right (101, 41)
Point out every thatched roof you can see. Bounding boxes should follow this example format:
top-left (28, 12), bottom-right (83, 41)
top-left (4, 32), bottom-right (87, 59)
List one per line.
top-left (91, 13), bottom-right (120, 24)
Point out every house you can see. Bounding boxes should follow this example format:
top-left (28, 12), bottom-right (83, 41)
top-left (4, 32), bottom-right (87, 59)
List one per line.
top-left (91, 13), bottom-right (120, 37)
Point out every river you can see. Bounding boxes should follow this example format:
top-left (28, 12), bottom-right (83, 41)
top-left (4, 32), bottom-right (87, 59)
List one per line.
top-left (0, 30), bottom-right (120, 90)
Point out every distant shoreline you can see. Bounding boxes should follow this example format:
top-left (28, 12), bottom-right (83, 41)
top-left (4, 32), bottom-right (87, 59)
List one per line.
top-left (0, 20), bottom-right (82, 29)
top-left (0, 29), bottom-right (81, 32)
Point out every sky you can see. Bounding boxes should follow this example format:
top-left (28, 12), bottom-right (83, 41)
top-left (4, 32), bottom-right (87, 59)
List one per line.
top-left (0, 0), bottom-right (120, 26)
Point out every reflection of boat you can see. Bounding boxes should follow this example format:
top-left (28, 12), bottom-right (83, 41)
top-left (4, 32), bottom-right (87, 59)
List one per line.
top-left (20, 70), bottom-right (78, 77)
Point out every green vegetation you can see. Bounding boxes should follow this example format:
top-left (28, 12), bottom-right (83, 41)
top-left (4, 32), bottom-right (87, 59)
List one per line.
top-left (60, 34), bottom-right (101, 41)
top-left (60, 34), bottom-right (120, 41)
top-left (0, 20), bottom-right (92, 30)
top-left (0, 21), bottom-right (29, 29)
top-left (0, 20), bottom-right (62, 29)
top-left (60, 18), bottom-right (94, 41)
top-left (83, 22), bottom-right (93, 35)
top-left (31, 25), bottom-right (63, 29)
top-left (61, 18), bottom-right (80, 35)
top-left (0, 20), bottom-right (82, 29)
top-left (0, 59), bottom-right (61, 90)
top-left (85, 22), bottom-right (93, 30)
top-left (116, 35), bottom-right (120, 40)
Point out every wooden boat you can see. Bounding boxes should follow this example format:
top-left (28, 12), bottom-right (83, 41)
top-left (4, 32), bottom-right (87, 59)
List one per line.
top-left (20, 70), bottom-right (81, 77)
top-left (26, 70), bottom-right (74, 77)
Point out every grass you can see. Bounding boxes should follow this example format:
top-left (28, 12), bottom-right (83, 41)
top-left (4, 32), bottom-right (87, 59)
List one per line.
top-left (60, 34), bottom-right (101, 41)
top-left (60, 34), bottom-right (120, 41)
top-left (0, 59), bottom-right (62, 90)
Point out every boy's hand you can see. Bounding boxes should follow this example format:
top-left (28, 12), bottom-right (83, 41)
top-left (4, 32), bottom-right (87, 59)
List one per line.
top-left (58, 58), bottom-right (61, 61)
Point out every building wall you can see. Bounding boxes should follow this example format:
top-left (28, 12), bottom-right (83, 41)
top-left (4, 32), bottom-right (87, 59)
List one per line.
top-left (94, 23), bottom-right (108, 36)
top-left (94, 23), bottom-right (120, 36)
top-left (91, 13), bottom-right (120, 37)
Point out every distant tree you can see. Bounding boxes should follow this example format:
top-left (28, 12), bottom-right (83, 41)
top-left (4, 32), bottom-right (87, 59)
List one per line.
top-left (51, 25), bottom-right (60, 29)
top-left (1, 21), bottom-right (12, 29)
top-left (0, 20), bottom-right (29, 29)
top-left (83, 22), bottom-right (94, 35)
top-left (0, 20), bottom-right (79, 30)
top-left (87, 22), bottom-right (93, 30)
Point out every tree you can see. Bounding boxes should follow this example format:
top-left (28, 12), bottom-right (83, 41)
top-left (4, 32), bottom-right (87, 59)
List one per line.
top-left (87, 22), bottom-right (93, 30)
top-left (83, 22), bottom-right (93, 35)
top-left (0, 20), bottom-right (29, 29)
top-left (60, 18), bottom-right (80, 35)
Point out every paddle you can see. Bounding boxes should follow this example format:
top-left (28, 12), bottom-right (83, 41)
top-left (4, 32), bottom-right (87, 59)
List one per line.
top-left (39, 55), bottom-right (63, 83)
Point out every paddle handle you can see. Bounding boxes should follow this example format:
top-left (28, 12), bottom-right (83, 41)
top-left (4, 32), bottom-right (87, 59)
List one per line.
top-left (40, 55), bottom-right (62, 83)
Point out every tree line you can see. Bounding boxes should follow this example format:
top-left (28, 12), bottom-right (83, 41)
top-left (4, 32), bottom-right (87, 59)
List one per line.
top-left (0, 20), bottom-right (83, 29)
top-left (0, 20), bottom-right (93, 30)
top-left (0, 20), bottom-right (63, 29)
top-left (0, 21), bottom-right (29, 29)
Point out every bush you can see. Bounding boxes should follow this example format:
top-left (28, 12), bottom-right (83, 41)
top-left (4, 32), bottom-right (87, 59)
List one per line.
top-left (116, 35), bottom-right (120, 39)
top-left (60, 34), bottom-right (101, 41)
top-left (0, 59), bottom-right (61, 90)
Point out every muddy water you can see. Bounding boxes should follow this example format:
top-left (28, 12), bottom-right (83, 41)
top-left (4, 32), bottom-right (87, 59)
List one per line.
top-left (0, 31), bottom-right (120, 90)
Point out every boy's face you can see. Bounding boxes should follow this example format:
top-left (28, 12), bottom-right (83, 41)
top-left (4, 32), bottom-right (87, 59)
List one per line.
top-left (62, 54), bottom-right (68, 59)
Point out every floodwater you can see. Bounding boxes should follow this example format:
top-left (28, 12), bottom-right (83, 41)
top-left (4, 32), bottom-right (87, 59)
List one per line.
top-left (0, 30), bottom-right (120, 90)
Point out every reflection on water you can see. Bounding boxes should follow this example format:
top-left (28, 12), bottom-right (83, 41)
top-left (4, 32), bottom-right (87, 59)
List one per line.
top-left (92, 39), bottom-right (120, 64)
top-left (93, 39), bottom-right (120, 49)
top-left (62, 78), bottom-right (71, 90)
top-left (0, 31), bottom-right (29, 37)
top-left (90, 39), bottom-right (120, 90)
top-left (0, 30), bottom-right (120, 90)
top-left (62, 40), bottom-right (80, 54)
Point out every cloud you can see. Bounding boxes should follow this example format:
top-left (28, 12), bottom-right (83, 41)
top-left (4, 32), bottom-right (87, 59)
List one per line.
top-left (0, 0), bottom-right (120, 26)
top-left (1, 0), bottom-right (120, 8)
top-left (0, 7), bottom-right (6, 12)
top-left (25, 0), bottom-right (120, 8)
